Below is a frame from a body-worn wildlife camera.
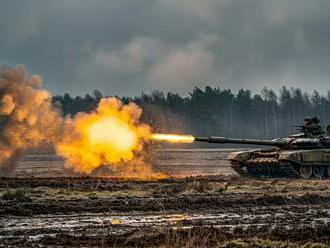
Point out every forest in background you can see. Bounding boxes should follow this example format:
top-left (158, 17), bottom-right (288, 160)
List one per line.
top-left (52, 86), bottom-right (330, 139)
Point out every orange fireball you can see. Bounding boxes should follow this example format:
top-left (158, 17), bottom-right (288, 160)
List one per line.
top-left (56, 98), bottom-right (150, 174)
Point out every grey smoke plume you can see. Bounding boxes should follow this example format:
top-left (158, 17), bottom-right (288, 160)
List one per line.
top-left (0, 65), bottom-right (61, 172)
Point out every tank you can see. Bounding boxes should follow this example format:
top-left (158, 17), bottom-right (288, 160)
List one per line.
top-left (194, 117), bottom-right (330, 179)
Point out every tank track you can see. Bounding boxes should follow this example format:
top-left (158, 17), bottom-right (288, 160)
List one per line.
top-left (279, 164), bottom-right (300, 178)
top-left (231, 161), bottom-right (330, 179)
top-left (230, 160), bottom-right (300, 179)
top-left (230, 164), bottom-right (249, 177)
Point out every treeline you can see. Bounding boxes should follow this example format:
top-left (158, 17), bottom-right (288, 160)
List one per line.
top-left (52, 86), bottom-right (330, 139)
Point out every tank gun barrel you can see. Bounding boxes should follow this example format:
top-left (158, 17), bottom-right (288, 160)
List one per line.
top-left (194, 136), bottom-right (286, 147)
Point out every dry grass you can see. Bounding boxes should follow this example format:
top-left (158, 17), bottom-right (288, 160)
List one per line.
top-left (2, 188), bottom-right (32, 202)
top-left (161, 227), bottom-right (227, 247)
top-left (30, 227), bottom-right (330, 248)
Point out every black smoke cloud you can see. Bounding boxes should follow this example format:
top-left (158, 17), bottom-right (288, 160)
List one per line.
top-left (1, 0), bottom-right (330, 96)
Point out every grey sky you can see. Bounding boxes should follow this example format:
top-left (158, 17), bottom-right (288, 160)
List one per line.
top-left (1, 0), bottom-right (330, 96)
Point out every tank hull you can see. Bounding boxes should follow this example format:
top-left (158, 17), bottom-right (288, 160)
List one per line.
top-left (228, 148), bottom-right (330, 179)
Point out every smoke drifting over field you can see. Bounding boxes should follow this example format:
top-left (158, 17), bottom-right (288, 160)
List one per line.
top-left (0, 65), bottom-right (61, 171)
top-left (0, 65), bottom-right (161, 177)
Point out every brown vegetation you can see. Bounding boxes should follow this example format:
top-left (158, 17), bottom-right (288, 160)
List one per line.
top-left (1, 176), bottom-right (329, 247)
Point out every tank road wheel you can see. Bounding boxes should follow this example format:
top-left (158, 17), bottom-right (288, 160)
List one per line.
top-left (313, 166), bottom-right (325, 179)
top-left (327, 166), bottom-right (330, 178)
top-left (299, 165), bottom-right (313, 179)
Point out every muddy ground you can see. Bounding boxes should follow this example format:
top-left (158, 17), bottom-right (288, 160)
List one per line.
top-left (0, 149), bottom-right (330, 247)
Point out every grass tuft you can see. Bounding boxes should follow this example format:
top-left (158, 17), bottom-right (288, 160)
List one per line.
top-left (2, 188), bottom-right (32, 202)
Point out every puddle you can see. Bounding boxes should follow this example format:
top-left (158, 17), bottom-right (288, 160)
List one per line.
top-left (1, 208), bottom-right (329, 241)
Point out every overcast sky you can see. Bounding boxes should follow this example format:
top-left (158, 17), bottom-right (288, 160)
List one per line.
top-left (1, 0), bottom-right (330, 96)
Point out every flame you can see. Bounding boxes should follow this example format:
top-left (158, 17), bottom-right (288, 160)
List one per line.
top-left (151, 133), bottom-right (195, 143)
top-left (55, 98), bottom-right (153, 175)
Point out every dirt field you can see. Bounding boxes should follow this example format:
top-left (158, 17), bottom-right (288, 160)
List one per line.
top-left (1, 149), bottom-right (330, 247)
top-left (11, 148), bottom-right (236, 178)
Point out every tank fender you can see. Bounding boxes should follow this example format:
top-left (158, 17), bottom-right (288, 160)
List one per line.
top-left (278, 151), bottom-right (302, 164)
top-left (278, 150), bottom-right (324, 164)
top-left (227, 150), bottom-right (257, 163)
top-left (278, 149), bottom-right (330, 167)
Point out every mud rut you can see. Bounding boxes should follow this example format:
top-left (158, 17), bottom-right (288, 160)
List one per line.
top-left (0, 149), bottom-right (330, 247)
top-left (1, 176), bottom-right (330, 247)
